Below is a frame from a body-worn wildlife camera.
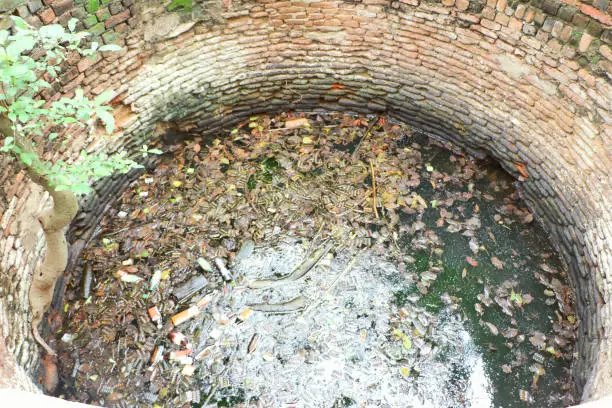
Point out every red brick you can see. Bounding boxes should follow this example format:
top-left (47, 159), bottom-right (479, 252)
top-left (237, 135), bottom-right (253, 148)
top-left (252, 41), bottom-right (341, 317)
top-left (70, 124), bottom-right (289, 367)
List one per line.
top-left (77, 54), bottom-right (102, 73)
top-left (455, 0), bottom-right (469, 11)
top-left (37, 8), bottom-right (55, 24)
top-left (481, 18), bottom-right (502, 31)
top-left (496, 0), bottom-right (507, 12)
top-left (600, 44), bottom-right (612, 62)
top-left (105, 8), bottom-right (131, 29)
top-left (495, 13), bottom-right (510, 26)
top-left (560, 25), bottom-right (573, 42)
top-left (508, 17), bottom-right (523, 31)
top-left (114, 22), bottom-right (129, 33)
top-left (579, 5), bottom-right (612, 26)
top-left (51, 0), bottom-right (73, 16)
top-left (579, 32), bottom-right (593, 53)
top-left (458, 12), bottom-right (481, 24)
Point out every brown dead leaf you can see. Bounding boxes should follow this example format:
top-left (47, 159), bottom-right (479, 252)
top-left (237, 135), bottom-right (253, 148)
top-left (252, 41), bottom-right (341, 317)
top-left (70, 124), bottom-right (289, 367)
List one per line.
top-left (502, 327), bottom-right (519, 338)
top-left (285, 118), bottom-right (310, 129)
top-left (491, 257), bottom-right (504, 270)
top-left (480, 320), bottom-right (499, 335)
top-left (514, 162), bottom-right (529, 178)
top-left (529, 331), bottom-right (547, 349)
top-left (466, 256), bottom-right (479, 267)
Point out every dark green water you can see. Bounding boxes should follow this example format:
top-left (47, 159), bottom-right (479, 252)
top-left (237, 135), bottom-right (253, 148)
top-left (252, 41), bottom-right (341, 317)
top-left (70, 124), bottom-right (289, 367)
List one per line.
top-left (393, 135), bottom-right (575, 407)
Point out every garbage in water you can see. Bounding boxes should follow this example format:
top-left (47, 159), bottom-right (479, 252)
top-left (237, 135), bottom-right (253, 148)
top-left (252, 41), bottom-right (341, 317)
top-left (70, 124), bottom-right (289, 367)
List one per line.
top-left (53, 112), bottom-right (576, 407)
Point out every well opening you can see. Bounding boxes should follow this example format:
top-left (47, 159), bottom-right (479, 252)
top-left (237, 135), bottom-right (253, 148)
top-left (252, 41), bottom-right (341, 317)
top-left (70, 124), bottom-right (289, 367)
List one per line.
top-left (0, 0), bottom-right (610, 405)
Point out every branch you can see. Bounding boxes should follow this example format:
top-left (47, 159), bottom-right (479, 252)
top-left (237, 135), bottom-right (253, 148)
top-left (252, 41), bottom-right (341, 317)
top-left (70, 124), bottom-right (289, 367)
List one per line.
top-left (1, 112), bottom-right (78, 356)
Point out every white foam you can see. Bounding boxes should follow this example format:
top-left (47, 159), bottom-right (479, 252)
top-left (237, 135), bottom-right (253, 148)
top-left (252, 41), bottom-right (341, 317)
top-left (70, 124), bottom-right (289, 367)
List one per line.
top-left (208, 241), bottom-right (493, 407)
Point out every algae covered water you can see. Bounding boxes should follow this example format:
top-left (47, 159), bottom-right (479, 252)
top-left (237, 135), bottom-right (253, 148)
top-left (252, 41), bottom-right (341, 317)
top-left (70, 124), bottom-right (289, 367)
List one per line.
top-left (55, 112), bottom-right (576, 407)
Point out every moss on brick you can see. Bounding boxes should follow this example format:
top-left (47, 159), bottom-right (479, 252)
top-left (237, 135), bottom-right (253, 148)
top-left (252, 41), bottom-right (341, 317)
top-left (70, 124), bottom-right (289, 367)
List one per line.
top-left (569, 30), bottom-right (583, 47)
top-left (89, 21), bottom-right (105, 35)
top-left (571, 13), bottom-right (589, 29)
top-left (557, 6), bottom-right (577, 22)
top-left (96, 8), bottom-right (111, 21)
top-left (86, 0), bottom-right (99, 13)
top-left (167, 0), bottom-right (193, 12)
top-left (586, 21), bottom-right (603, 37)
top-left (102, 30), bottom-right (118, 44)
top-left (82, 14), bottom-right (98, 28)
top-left (468, 1), bottom-right (486, 13)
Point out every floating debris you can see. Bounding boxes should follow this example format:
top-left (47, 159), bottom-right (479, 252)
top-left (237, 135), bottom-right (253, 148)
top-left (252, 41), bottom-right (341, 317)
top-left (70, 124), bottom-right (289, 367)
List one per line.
top-left (147, 306), bottom-right (162, 329)
top-left (115, 268), bottom-right (142, 283)
top-left (196, 257), bottom-right (213, 273)
top-left (214, 258), bottom-right (233, 281)
top-left (56, 112), bottom-right (576, 408)
top-left (172, 275), bottom-right (208, 302)
top-left (168, 330), bottom-right (190, 347)
top-left (235, 240), bottom-right (255, 262)
top-left (171, 305), bottom-right (200, 326)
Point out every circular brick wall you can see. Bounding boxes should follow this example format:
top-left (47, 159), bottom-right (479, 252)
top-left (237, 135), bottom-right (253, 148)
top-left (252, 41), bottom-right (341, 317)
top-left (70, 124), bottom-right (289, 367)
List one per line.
top-left (1, 0), bottom-right (611, 403)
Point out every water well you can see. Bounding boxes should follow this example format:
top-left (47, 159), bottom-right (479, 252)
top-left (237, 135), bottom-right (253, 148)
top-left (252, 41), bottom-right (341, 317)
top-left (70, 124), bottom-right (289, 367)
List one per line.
top-left (0, 0), bottom-right (610, 406)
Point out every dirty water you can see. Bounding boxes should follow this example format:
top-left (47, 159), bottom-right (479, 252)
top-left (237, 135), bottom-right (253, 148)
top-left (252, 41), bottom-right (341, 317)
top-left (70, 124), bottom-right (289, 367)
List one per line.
top-left (53, 112), bottom-right (576, 407)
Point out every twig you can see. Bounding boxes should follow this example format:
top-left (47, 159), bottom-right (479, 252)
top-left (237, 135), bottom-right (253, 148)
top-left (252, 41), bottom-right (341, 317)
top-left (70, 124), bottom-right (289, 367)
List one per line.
top-left (303, 254), bottom-right (357, 315)
top-left (202, 382), bottom-right (219, 407)
top-left (351, 115), bottom-right (382, 161)
top-left (370, 159), bottom-right (379, 219)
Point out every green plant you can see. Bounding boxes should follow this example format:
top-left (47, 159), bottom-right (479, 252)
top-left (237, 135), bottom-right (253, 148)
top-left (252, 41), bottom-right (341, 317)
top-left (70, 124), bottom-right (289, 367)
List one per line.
top-left (0, 16), bottom-right (148, 355)
top-left (167, 0), bottom-right (193, 12)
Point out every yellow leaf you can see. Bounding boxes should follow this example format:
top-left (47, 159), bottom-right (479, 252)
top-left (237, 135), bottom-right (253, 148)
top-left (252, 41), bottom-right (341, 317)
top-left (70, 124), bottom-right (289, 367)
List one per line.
top-left (285, 118), bottom-right (310, 129)
top-left (172, 180), bottom-right (182, 187)
top-left (410, 194), bottom-right (428, 209)
top-left (302, 136), bottom-right (313, 144)
top-left (402, 335), bottom-right (412, 350)
top-left (400, 367), bottom-right (411, 377)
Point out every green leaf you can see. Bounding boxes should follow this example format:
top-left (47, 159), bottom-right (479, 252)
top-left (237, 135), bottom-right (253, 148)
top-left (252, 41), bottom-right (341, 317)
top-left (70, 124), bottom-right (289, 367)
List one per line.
top-left (96, 109), bottom-right (115, 134)
top-left (71, 183), bottom-right (92, 195)
top-left (6, 35), bottom-right (36, 57)
top-left (94, 90), bottom-right (114, 105)
top-left (68, 18), bottom-right (78, 33)
top-left (39, 24), bottom-right (65, 40)
top-left (0, 137), bottom-right (14, 152)
top-left (98, 44), bottom-right (122, 52)
top-left (18, 152), bottom-right (38, 166)
top-left (10, 16), bottom-right (28, 30)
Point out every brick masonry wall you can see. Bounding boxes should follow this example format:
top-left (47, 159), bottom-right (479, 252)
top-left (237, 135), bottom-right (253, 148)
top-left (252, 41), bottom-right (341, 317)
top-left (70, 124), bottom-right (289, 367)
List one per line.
top-left (0, 0), bottom-right (610, 401)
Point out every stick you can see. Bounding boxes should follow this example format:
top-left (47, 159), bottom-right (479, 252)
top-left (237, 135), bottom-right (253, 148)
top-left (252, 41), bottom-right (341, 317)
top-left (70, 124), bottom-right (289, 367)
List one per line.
top-left (370, 159), bottom-right (379, 219)
top-left (351, 115), bottom-right (382, 161)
